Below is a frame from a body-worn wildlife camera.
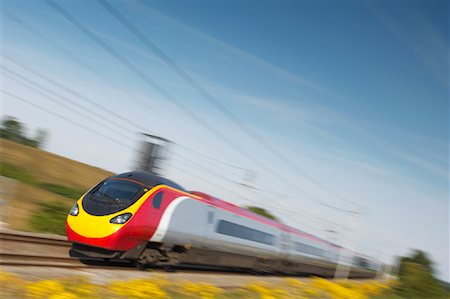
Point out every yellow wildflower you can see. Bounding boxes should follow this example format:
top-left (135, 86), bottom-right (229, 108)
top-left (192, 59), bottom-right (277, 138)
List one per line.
top-left (26, 280), bottom-right (65, 298)
top-left (48, 292), bottom-right (79, 299)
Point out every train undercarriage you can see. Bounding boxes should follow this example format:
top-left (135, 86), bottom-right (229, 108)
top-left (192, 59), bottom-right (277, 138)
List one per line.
top-left (69, 241), bottom-right (375, 278)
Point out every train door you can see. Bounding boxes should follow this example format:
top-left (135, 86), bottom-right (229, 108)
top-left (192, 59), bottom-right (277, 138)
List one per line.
top-left (279, 231), bottom-right (291, 260)
top-left (202, 205), bottom-right (216, 249)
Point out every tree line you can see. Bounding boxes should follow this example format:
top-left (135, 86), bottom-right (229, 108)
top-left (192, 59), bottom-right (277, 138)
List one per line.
top-left (0, 116), bottom-right (48, 149)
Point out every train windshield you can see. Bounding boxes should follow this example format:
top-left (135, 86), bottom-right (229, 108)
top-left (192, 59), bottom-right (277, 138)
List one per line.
top-left (92, 180), bottom-right (142, 202)
top-left (82, 179), bottom-right (146, 216)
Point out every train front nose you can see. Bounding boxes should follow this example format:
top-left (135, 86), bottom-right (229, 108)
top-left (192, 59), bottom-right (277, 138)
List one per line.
top-left (66, 199), bottom-right (136, 251)
top-left (66, 178), bottom-right (150, 251)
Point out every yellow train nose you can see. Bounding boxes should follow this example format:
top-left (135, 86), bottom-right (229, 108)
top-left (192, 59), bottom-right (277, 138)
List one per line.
top-left (67, 199), bottom-right (125, 238)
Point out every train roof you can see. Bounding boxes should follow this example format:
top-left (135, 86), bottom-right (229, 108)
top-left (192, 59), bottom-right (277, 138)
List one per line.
top-left (112, 171), bottom-right (186, 192)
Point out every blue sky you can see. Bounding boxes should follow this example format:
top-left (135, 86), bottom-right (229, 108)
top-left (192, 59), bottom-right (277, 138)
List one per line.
top-left (1, 0), bottom-right (448, 280)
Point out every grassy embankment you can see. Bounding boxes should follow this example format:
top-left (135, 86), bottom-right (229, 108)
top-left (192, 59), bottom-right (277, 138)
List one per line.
top-left (0, 138), bottom-right (113, 234)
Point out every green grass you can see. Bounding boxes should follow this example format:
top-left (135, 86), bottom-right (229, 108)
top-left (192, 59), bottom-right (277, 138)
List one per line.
top-left (0, 162), bottom-right (36, 185)
top-left (0, 162), bottom-right (83, 234)
top-left (0, 162), bottom-right (84, 199)
top-left (38, 183), bottom-right (84, 200)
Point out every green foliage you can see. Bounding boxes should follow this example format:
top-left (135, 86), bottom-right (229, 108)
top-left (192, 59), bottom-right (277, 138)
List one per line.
top-left (441, 280), bottom-right (450, 292)
top-left (1, 163), bottom-right (82, 235)
top-left (398, 249), bottom-right (433, 276)
top-left (38, 183), bottom-right (84, 200)
top-left (394, 250), bottom-right (448, 298)
top-left (0, 117), bottom-right (24, 142)
top-left (1, 116), bottom-right (48, 148)
top-left (0, 162), bottom-right (83, 199)
top-left (0, 162), bottom-right (36, 185)
top-left (29, 201), bottom-right (70, 235)
top-left (245, 206), bottom-right (278, 221)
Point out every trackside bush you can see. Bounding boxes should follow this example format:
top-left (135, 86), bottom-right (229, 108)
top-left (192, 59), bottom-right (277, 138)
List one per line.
top-left (29, 201), bottom-right (70, 235)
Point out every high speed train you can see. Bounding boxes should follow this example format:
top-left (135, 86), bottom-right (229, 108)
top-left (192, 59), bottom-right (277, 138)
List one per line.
top-left (66, 171), bottom-right (377, 277)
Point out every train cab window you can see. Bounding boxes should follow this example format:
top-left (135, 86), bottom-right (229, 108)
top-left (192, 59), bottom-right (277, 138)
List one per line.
top-left (93, 180), bottom-right (142, 202)
top-left (83, 179), bottom-right (145, 216)
top-left (153, 192), bottom-right (163, 209)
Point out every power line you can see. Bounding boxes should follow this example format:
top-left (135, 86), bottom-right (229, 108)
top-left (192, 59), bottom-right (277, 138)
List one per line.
top-left (2, 67), bottom-right (135, 140)
top-left (4, 70), bottom-right (242, 194)
top-left (2, 90), bottom-right (133, 149)
top-left (177, 143), bottom-right (247, 171)
top-left (171, 163), bottom-right (318, 233)
top-left (1, 8), bottom-right (154, 110)
top-left (97, 0), bottom-right (363, 210)
top-left (3, 54), bottom-right (244, 177)
top-left (45, 0), bottom-right (351, 213)
top-left (2, 53), bottom-right (150, 134)
top-left (173, 155), bottom-right (241, 186)
top-left (174, 153), bottom-right (351, 230)
top-left (1, 9), bottom-right (242, 167)
top-left (171, 163), bottom-right (241, 198)
top-left (2, 9), bottom-right (252, 172)
top-left (44, 0), bottom-right (260, 167)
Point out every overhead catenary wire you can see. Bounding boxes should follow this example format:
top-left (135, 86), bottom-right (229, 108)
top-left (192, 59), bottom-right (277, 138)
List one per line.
top-left (176, 152), bottom-right (338, 227)
top-left (170, 163), bottom-right (241, 198)
top-left (173, 153), bottom-right (352, 231)
top-left (177, 144), bottom-right (247, 171)
top-left (1, 74), bottom-right (246, 202)
top-left (2, 53), bottom-right (150, 134)
top-left (3, 54), bottom-right (242, 172)
top-left (97, 0), bottom-right (363, 211)
top-left (1, 8), bottom-right (247, 171)
top-left (173, 154), bottom-right (242, 185)
top-left (1, 8), bottom-right (155, 112)
top-left (2, 67), bottom-right (135, 140)
top-left (2, 90), bottom-right (133, 150)
top-left (45, 0), bottom-right (352, 214)
top-left (170, 163), bottom-right (318, 233)
top-left (43, 0), bottom-right (264, 168)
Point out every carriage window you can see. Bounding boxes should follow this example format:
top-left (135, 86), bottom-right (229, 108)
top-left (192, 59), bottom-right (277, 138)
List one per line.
top-left (295, 242), bottom-right (324, 257)
top-left (216, 220), bottom-right (275, 245)
top-left (153, 192), bottom-right (163, 209)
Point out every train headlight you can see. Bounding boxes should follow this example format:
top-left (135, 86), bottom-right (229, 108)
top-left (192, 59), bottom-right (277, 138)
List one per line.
top-left (69, 203), bottom-right (79, 216)
top-left (110, 213), bottom-right (132, 224)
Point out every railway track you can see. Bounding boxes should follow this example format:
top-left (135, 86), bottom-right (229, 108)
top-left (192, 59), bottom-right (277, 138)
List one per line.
top-left (0, 253), bottom-right (83, 267)
top-left (0, 229), bottom-right (84, 268)
top-left (0, 229), bottom-right (382, 292)
top-left (0, 230), bottom-right (145, 269)
top-left (0, 229), bottom-right (253, 273)
top-left (0, 230), bottom-right (70, 246)
top-left (0, 229), bottom-right (376, 279)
